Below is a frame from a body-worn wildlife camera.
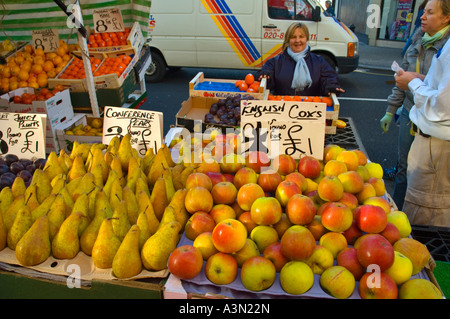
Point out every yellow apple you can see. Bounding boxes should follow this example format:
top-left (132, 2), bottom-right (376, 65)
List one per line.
top-left (232, 238), bottom-right (260, 267)
top-left (280, 261), bottom-right (314, 295)
top-left (193, 231), bottom-right (219, 260)
top-left (304, 245), bottom-right (334, 275)
top-left (399, 279), bottom-right (443, 299)
top-left (319, 232), bottom-right (348, 259)
top-left (250, 225), bottom-right (279, 253)
top-left (365, 162), bottom-right (383, 179)
top-left (387, 211), bottom-right (412, 237)
top-left (320, 265), bottom-right (355, 299)
top-left (384, 251), bottom-right (413, 285)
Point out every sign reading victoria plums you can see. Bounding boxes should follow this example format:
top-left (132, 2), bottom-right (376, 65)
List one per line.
top-left (102, 106), bottom-right (163, 156)
top-left (240, 100), bottom-right (326, 160)
top-left (0, 112), bottom-right (46, 160)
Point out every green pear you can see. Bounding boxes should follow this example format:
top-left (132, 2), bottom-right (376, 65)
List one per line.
top-left (80, 203), bottom-right (107, 256)
top-left (31, 193), bottom-right (56, 222)
top-left (142, 148), bottom-right (155, 176)
top-left (112, 224), bottom-right (142, 279)
top-left (103, 150), bottom-right (115, 168)
top-left (87, 186), bottom-right (101, 220)
top-left (109, 178), bottom-right (123, 208)
top-left (109, 155), bottom-right (124, 184)
top-left (58, 186), bottom-right (74, 218)
top-left (7, 206), bottom-right (32, 250)
top-left (34, 168), bottom-right (52, 203)
top-left (102, 169), bottom-right (119, 199)
top-left (70, 141), bottom-right (91, 162)
top-left (136, 190), bottom-right (151, 214)
top-left (0, 210), bottom-right (6, 251)
top-left (71, 192), bottom-right (90, 236)
top-left (68, 155), bottom-right (86, 182)
top-left (0, 186), bottom-right (14, 214)
top-left (91, 218), bottom-right (122, 269)
top-left (148, 147), bottom-right (169, 186)
top-left (111, 200), bottom-right (130, 241)
top-left (136, 211), bottom-right (151, 251)
top-left (126, 166), bottom-right (142, 194)
top-left (141, 221), bottom-right (181, 271)
top-left (47, 194), bottom-right (67, 240)
top-left (15, 215), bottom-right (51, 266)
top-left (24, 184), bottom-right (40, 212)
top-left (89, 148), bottom-right (109, 183)
top-left (57, 149), bottom-right (70, 173)
top-left (135, 177), bottom-right (150, 198)
top-left (94, 189), bottom-right (113, 219)
top-left (11, 177), bottom-right (26, 199)
top-left (162, 168), bottom-right (176, 202)
top-left (91, 164), bottom-right (105, 188)
top-left (50, 175), bottom-right (66, 195)
top-left (158, 205), bottom-right (178, 230)
top-left (168, 189), bottom-right (189, 230)
top-left (3, 195), bottom-right (25, 232)
top-left (43, 151), bottom-right (65, 182)
top-left (150, 177), bottom-right (168, 221)
top-left (71, 172), bottom-right (96, 201)
top-left (52, 211), bottom-right (85, 259)
top-left (144, 201), bottom-right (160, 235)
top-left (107, 136), bottom-right (120, 154)
top-left (122, 186), bottom-right (138, 225)
top-left (65, 176), bottom-right (82, 199)
top-left (117, 134), bottom-right (133, 173)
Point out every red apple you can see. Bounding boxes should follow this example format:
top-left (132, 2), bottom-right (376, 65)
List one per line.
top-left (298, 155), bottom-right (321, 179)
top-left (185, 172), bottom-right (213, 191)
top-left (354, 204), bottom-right (387, 234)
top-left (245, 151), bottom-right (271, 173)
top-left (338, 192), bottom-right (359, 210)
top-left (238, 211), bottom-right (257, 233)
top-left (320, 202), bottom-right (353, 232)
top-left (358, 272), bottom-right (398, 299)
top-left (285, 194), bottom-right (316, 225)
top-left (272, 154), bottom-right (296, 176)
top-left (275, 180), bottom-right (301, 207)
top-left (380, 222), bottom-right (401, 245)
top-left (168, 245), bottom-right (203, 280)
top-left (342, 220), bottom-right (363, 245)
top-left (306, 215), bottom-right (328, 241)
top-left (317, 175), bottom-right (344, 202)
top-left (211, 218), bottom-right (247, 253)
top-left (280, 225), bottom-right (316, 261)
top-left (210, 181), bottom-right (238, 205)
top-left (209, 204), bottom-right (237, 224)
top-left (336, 247), bottom-right (365, 281)
top-left (236, 182), bottom-right (265, 211)
top-left (184, 212), bottom-right (216, 241)
top-left (205, 171), bottom-right (227, 186)
top-left (284, 172), bottom-right (308, 193)
top-left (357, 234), bottom-right (395, 271)
top-left (233, 167), bottom-right (258, 189)
top-left (184, 186), bottom-right (214, 214)
top-left (250, 196), bottom-right (282, 226)
top-left (263, 242), bottom-right (289, 272)
top-left (257, 169), bottom-right (282, 193)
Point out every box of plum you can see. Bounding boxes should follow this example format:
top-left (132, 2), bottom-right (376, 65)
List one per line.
top-left (177, 95), bottom-right (256, 134)
top-left (0, 154), bottom-right (46, 191)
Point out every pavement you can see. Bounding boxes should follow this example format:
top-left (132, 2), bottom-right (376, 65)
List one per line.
top-left (355, 33), bottom-right (404, 71)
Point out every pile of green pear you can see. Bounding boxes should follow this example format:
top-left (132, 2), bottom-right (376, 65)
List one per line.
top-left (0, 134), bottom-right (192, 279)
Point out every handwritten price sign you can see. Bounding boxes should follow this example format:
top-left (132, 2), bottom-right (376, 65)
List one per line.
top-left (32, 29), bottom-right (60, 53)
top-left (0, 112), bottom-right (46, 160)
top-left (93, 8), bottom-right (125, 33)
top-left (102, 106), bottom-right (163, 156)
top-left (240, 100), bottom-right (326, 160)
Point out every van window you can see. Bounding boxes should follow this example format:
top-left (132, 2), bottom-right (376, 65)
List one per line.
top-left (268, 0), bottom-right (313, 21)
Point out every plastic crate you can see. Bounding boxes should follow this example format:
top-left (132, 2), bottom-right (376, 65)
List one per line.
top-left (411, 225), bottom-right (450, 262)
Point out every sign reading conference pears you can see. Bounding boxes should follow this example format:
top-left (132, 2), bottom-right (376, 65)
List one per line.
top-left (102, 106), bottom-right (163, 156)
top-left (240, 100), bottom-right (326, 160)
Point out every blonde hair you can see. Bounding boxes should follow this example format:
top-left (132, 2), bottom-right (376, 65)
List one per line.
top-left (282, 23), bottom-right (310, 50)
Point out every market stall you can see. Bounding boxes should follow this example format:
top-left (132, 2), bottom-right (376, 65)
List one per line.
top-left (0, 2), bottom-right (447, 301)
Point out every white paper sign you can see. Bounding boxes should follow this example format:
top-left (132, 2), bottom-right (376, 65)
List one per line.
top-left (32, 29), bottom-right (60, 52)
top-left (93, 8), bottom-right (125, 33)
top-left (240, 100), bottom-right (326, 159)
top-left (102, 106), bottom-right (163, 157)
top-left (0, 112), bottom-right (46, 160)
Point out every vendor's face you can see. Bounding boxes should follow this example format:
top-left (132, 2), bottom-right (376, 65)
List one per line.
top-left (421, 0), bottom-right (450, 36)
top-left (289, 27), bottom-right (308, 53)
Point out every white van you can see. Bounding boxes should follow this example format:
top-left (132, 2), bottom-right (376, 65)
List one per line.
top-left (146, 0), bottom-right (359, 82)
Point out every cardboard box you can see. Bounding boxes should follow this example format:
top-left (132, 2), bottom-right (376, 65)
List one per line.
top-left (88, 22), bottom-right (145, 55)
top-left (55, 114), bottom-right (103, 153)
top-left (189, 72), bottom-right (268, 100)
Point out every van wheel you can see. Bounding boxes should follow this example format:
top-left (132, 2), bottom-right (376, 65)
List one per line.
top-left (146, 52), bottom-right (167, 83)
top-left (317, 53), bottom-right (337, 72)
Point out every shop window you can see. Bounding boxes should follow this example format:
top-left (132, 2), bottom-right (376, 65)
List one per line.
top-left (379, 0), bottom-right (416, 41)
top-left (268, 0), bottom-right (313, 20)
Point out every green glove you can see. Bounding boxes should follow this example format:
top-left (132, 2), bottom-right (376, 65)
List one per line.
top-left (380, 112), bottom-right (394, 133)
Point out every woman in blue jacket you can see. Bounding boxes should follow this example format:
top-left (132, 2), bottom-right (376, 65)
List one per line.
top-left (257, 22), bottom-right (345, 97)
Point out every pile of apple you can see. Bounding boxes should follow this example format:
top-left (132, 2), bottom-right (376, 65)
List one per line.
top-left (167, 134), bottom-right (442, 299)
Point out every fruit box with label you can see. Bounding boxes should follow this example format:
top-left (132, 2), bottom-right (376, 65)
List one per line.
top-left (88, 21), bottom-right (145, 55)
top-left (55, 113), bottom-right (103, 153)
top-left (190, 72), bottom-right (268, 100)
top-left (2, 87), bottom-right (74, 138)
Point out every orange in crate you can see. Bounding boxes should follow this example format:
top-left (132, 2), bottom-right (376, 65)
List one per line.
top-left (87, 28), bottom-right (131, 49)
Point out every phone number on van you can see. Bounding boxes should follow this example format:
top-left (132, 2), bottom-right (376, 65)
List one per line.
top-left (263, 30), bottom-right (285, 39)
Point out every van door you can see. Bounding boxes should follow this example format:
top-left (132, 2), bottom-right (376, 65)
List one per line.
top-left (261, 0), bottom-right (319, 64)
top-left (196, 0), bottom-right (263, 69)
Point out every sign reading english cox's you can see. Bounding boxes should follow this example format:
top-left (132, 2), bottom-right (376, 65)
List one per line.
top-left (102, 106), bottom-right (163, 156)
